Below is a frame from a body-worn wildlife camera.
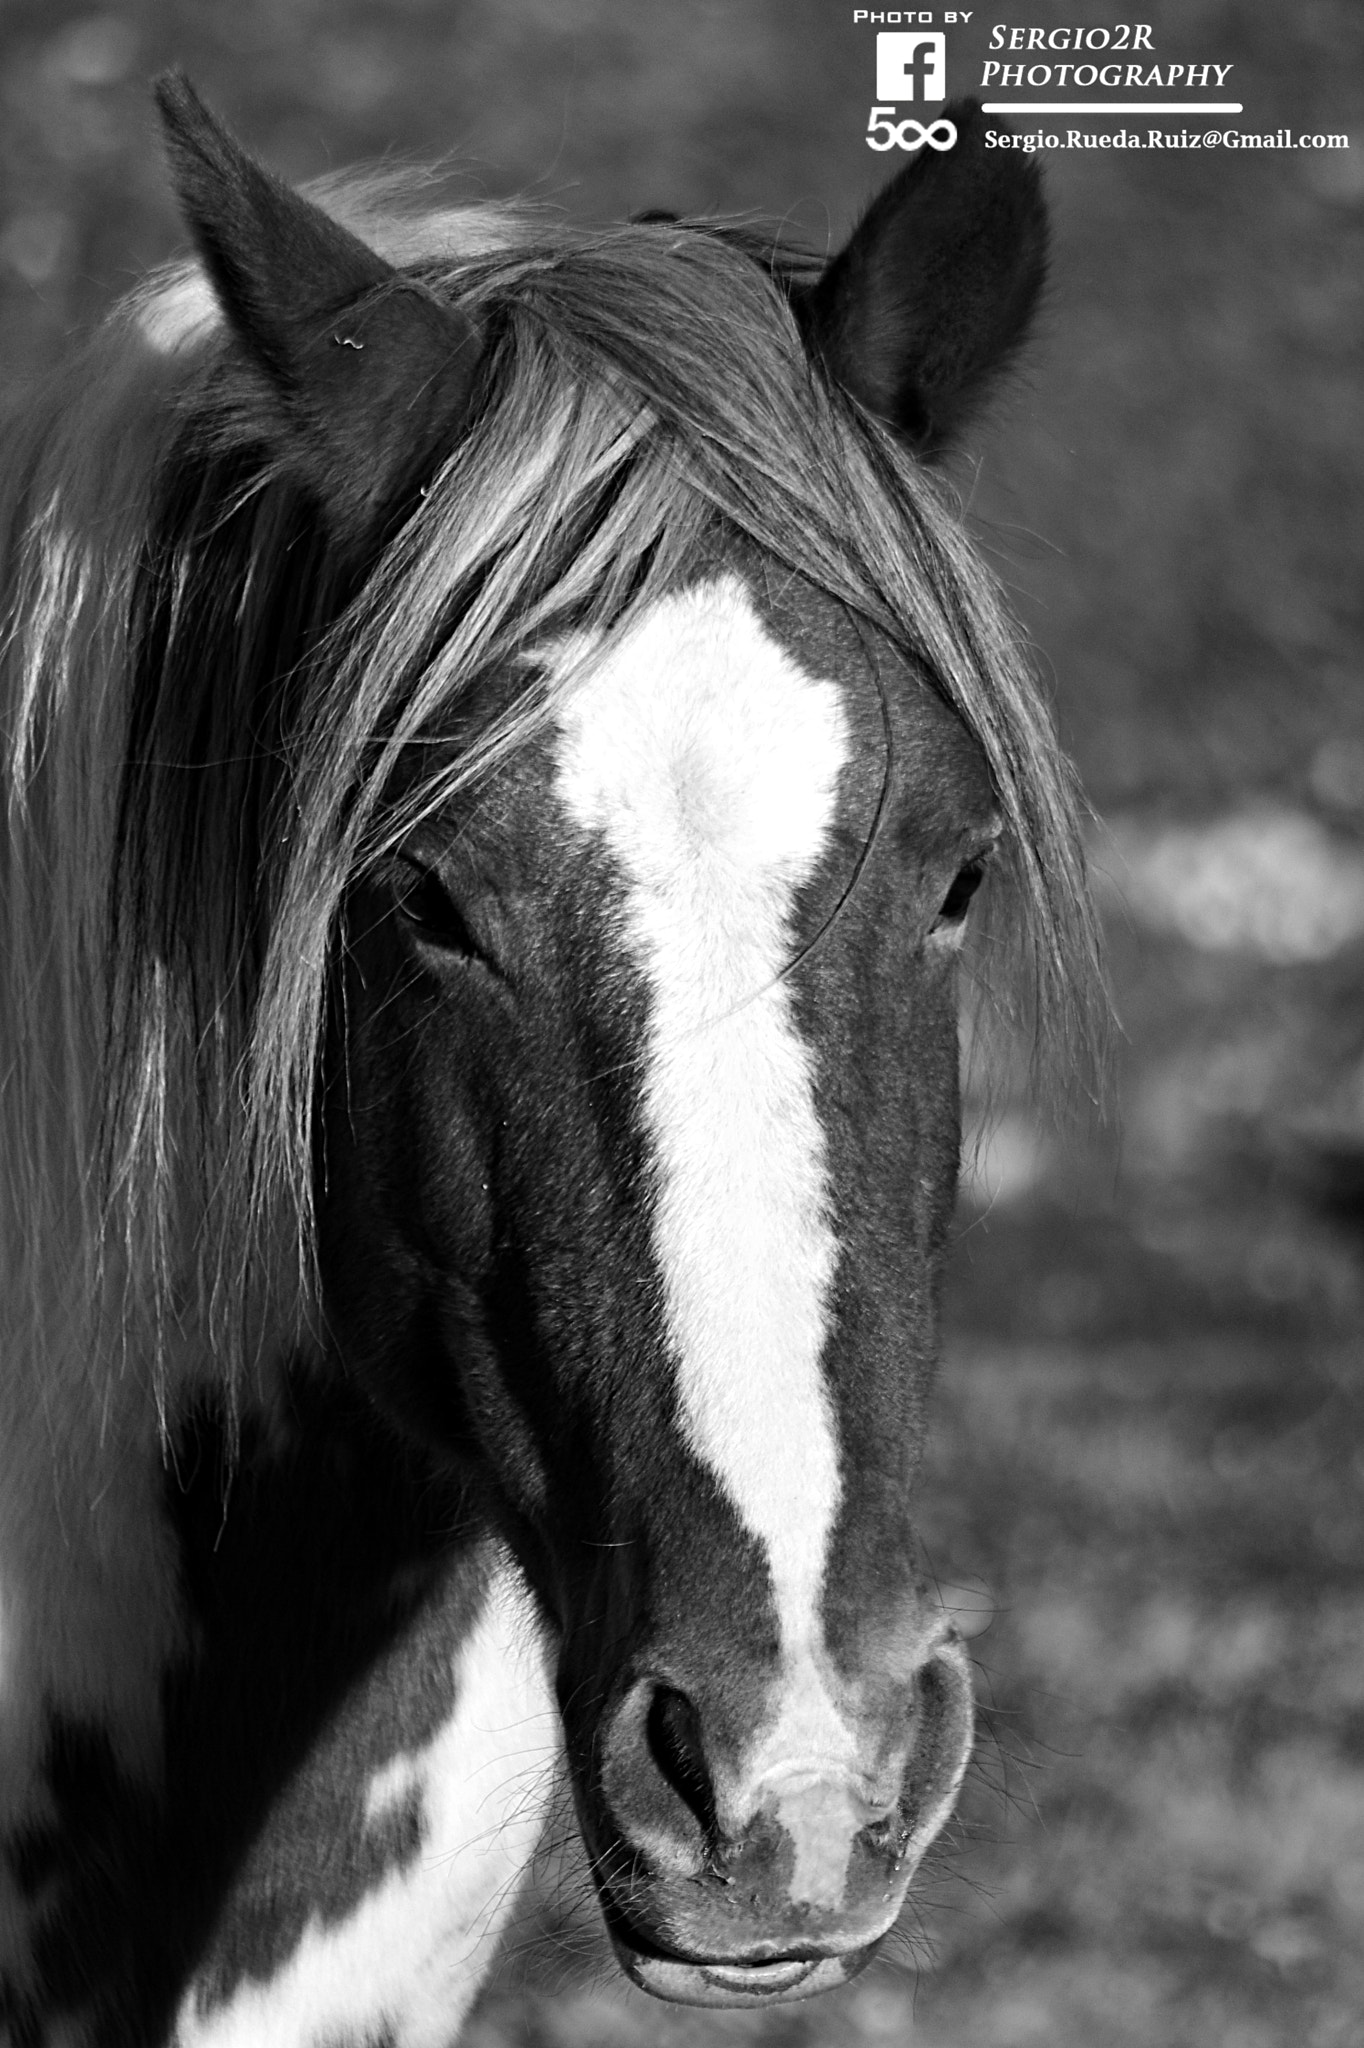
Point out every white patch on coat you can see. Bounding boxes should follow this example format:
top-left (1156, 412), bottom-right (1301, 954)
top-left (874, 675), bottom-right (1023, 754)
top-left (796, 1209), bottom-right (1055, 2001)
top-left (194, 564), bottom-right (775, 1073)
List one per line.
top-left (362, 1747), bottom-right (425, 1827)
top-left (175, 1558), bottom-right (558, 2048)
top-left (555, 578), bottom-right (856, 1834)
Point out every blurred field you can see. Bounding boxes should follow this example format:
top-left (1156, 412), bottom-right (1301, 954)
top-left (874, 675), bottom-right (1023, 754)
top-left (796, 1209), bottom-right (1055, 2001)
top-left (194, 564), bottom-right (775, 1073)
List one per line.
top-left (3, 1), bottom-right (1363, 2043)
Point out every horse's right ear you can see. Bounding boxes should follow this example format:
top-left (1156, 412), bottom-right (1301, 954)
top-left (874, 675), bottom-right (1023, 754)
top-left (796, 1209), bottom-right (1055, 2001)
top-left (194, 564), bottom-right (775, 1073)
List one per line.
top-left (154, 73), bottom-right (483, 547)
top-left (796, 101), bottom-right (1047, 459)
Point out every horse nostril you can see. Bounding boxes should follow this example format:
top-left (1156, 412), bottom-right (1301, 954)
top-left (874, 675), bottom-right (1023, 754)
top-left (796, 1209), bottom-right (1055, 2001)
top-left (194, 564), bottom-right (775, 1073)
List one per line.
top-left (645, 1685), bottom-right (717, 1838)
top-left (861, 1808), bottom-right (911, 1860)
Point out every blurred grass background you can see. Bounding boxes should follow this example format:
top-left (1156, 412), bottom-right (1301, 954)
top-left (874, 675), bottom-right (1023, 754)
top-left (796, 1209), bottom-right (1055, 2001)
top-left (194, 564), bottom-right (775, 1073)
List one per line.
top-left (3, 2), bottom-right (1363, 2042)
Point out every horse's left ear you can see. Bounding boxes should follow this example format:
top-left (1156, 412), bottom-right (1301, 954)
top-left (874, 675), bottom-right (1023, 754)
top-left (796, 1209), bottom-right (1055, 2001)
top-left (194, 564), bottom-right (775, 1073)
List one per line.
top-left (796, 101), bottom-right (1047, 458)
top-left (154, 73), bottom-right (483, 547)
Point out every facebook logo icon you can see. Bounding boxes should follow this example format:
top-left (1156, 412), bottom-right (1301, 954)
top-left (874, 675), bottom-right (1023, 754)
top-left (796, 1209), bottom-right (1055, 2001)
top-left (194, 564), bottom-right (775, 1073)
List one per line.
top-left (876, 31), bottom-right (946, 102)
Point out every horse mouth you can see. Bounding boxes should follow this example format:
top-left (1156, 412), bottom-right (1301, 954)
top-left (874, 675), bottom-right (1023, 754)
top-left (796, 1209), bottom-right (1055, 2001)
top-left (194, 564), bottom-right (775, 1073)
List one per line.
top-left (602, 1900), bottom-right (875, 2008)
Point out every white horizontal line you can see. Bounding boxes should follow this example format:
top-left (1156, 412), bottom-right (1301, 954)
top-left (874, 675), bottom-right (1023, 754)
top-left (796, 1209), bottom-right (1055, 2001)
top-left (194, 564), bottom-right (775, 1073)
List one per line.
top-left (982, 103), bottom-right (1244, 114)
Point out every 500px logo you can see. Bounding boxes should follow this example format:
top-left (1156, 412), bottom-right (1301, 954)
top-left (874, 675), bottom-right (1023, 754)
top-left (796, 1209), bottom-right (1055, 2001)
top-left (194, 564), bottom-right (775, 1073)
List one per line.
top-left (867, 31), bottom-right (958, 150)
top-left (867, 108), bottom-right (958, 149)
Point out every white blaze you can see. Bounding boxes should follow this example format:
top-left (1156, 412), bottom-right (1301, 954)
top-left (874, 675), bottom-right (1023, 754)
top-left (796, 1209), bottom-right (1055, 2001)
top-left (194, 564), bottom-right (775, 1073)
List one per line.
top-left (555, 576), bottom-right (849, 1661)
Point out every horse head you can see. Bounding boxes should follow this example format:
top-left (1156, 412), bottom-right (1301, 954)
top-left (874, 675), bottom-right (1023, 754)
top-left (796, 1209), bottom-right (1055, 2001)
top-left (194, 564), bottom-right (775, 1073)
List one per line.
top-left (108, 78), bottom-right (1077, 2017)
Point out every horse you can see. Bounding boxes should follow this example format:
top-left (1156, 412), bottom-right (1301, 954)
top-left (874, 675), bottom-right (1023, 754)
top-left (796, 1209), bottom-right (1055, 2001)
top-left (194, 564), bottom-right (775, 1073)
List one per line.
top-left (0, 75), bottom-right (1102, 2048)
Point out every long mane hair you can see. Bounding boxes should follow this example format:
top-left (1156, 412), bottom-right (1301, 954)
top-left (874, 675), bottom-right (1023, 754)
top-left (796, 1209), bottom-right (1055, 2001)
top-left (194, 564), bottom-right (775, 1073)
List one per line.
top-left (0, 174), bottom-right (1105, 1425)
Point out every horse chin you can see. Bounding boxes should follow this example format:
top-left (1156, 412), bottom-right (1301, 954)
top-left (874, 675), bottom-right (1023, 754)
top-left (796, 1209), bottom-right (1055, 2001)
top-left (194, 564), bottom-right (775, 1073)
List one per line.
top-left (603, 1906), bottom-right (881, 2009)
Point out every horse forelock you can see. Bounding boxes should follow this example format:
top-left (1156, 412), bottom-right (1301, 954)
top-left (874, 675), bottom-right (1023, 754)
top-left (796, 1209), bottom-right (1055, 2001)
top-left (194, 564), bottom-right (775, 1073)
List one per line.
top-left (0, 170), bottom-right (1104, 1416)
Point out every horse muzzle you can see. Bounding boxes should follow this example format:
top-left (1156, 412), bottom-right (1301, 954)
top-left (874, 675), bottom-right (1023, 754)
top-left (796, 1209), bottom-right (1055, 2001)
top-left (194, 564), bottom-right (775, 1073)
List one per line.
top-left (579, 1635), bottom-right (976, 2007)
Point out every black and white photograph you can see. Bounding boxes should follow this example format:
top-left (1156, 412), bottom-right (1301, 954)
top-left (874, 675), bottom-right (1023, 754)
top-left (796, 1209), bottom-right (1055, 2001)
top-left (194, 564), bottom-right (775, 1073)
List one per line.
top-left (0, 4), bottom-right (1359, 2044)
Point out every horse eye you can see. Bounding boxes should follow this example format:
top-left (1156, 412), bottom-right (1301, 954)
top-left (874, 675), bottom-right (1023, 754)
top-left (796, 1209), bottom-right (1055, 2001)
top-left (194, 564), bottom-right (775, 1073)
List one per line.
top-left (395, 863), bottom-right (480, 956)
top-left (933, 860), bottom-right (985, 931)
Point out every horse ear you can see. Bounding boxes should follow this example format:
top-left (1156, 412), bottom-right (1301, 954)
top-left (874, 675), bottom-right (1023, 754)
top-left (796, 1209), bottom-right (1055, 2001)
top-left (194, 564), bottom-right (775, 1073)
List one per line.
top-left (796, 101), bottom-right (1047, 458)
top-left (154, 73), bottom-right (482, 546)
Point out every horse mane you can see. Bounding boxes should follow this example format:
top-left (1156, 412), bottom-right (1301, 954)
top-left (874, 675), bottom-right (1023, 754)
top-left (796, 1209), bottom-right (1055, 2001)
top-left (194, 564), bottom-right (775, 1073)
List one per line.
top-left (0, 167), bottom-right (1105, 1421)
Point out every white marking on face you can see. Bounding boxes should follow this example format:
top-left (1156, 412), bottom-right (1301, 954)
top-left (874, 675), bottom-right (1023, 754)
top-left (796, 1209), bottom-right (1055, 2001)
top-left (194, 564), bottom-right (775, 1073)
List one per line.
top-left (556, 577), bottom-right (856, 1831)
top-left (175, 1558), bottom-right (557, 2048)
